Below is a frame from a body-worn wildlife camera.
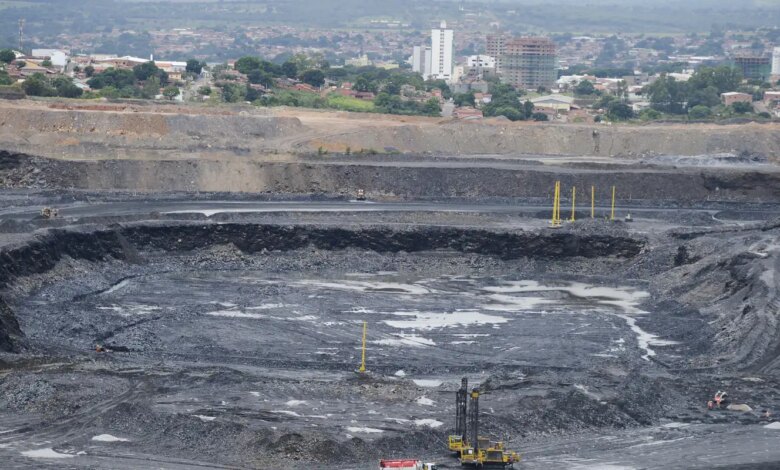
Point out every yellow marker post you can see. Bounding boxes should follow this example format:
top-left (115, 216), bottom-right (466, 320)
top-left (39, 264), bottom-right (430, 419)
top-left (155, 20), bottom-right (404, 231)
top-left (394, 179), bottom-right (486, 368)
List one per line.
top-left (610, 186), bottom-right (616, 221)
top-left (591, 186), bottom-right (595, 219)
top-left (359, 321), bottom-right (367, 373)
top-left (551, 181), bottom-right (561, 227)
top-left (570, 186), bottom-right (576, 222)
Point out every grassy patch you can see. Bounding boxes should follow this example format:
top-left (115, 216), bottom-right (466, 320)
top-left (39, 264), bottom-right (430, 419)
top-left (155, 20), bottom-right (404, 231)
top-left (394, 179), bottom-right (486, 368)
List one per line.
top-left (326, 93), bottom-right (375, 112)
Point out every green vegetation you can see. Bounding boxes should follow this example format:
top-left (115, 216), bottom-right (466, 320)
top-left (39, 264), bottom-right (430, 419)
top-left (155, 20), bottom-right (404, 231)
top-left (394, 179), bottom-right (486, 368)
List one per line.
top-left (325, 94), bottom-right (376, 112)
top-left (643, 65), bottom-right (744, 116)
top-left (186, 59), bottom-right (204, 76)
top-left (20, 73), bottom-right (82, 98)
top-left (215, 56), bottom-right (443, 116)
top-left (86, 61), bottom-right (169, 99)
top-left (0, 69), bottom-right (12, 85)
top-left (482, 83), bottom-right (535, 121)
top-left (0, 49), bottom-right (14, 64)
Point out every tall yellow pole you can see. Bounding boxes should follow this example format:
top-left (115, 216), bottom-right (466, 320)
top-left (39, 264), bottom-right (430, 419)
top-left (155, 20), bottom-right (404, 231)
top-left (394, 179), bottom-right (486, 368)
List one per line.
top-left (591, 186), bottom-right (595, 219)
top-left (359, 321), bottom-right (367, 373)
top-left (610, 186), bottom-right (616, 221)
top-left (570, 186), bottom-right (576, 222)
top-left (551, 181), bottom-right (557, 224)
top-left (555, 181), bottom-right (560, 225)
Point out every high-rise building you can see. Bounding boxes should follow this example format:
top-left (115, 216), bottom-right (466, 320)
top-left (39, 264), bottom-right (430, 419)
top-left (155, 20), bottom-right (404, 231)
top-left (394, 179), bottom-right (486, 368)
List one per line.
top-left (424, 46), bottom-right (432, 79)
top-left (485, 34), bottom-right (507, 73)
top-left (430, 20), bottom-right (453, 81)
top-left (500, 37), bottom-right (557, 90)
top-left (772, 46), bottom-right (780, 76)
top-left (412, 46), bottom-right (424, 73)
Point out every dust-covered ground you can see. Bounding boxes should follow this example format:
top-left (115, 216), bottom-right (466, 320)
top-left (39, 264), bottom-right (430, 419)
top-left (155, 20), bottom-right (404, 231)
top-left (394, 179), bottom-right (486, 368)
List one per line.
top-left (0, 195), bottom-right (779, 469)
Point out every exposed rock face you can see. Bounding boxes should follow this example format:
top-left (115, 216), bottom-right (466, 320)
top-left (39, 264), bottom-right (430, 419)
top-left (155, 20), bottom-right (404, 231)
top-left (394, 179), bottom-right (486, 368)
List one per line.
top-left (2, 150), bottom-right (780, 202)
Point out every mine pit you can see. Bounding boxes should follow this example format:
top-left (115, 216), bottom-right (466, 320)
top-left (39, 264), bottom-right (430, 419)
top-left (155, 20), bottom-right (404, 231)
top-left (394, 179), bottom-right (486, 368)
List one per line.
top-left (0, 213), bottom-right (779, 469)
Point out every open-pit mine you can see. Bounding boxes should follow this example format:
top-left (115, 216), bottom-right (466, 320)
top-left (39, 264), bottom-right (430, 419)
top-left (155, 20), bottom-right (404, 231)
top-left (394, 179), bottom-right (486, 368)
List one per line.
top-left (1, 100), bottom-right (780, 469)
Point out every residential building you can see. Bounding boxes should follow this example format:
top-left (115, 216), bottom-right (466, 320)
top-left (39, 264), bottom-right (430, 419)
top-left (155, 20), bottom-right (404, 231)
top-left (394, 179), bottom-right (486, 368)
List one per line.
top-left (732, 53), bottom-right (771, 81)
top-left (346, 54), bottom-right (371, 67)
top-left (412, 46), bottom-right (424, 73)
top-left (500, 37), bottom-right (557, 90)
top-left (721, 92), bottom-right (752, 106)
top-left (772, 46), bottom-right (780, 77)
top-left (485, 34), bottom-right (506, 73)
top-left (467, 55), bottom-right (496, 69)
top-left (763, 91), bottom-right (780, 104)
top-left (430, 20), bottom-right (453, 81)
top-left (531, 94), bottom-right (574, 112)
top-left (31, 49), bottom-right (69, 69)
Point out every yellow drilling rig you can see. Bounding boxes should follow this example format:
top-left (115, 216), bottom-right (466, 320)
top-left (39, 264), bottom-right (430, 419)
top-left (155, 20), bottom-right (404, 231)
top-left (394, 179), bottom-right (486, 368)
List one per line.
top-left (448, 378), bottom-right (520, 468)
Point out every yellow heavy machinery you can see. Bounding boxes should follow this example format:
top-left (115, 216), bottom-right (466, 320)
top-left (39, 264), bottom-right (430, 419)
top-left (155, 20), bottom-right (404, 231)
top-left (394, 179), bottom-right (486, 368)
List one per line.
top-left (449, 380), bottom-right (521, 468)
top-left (448, 378), bottom-right (469, 453)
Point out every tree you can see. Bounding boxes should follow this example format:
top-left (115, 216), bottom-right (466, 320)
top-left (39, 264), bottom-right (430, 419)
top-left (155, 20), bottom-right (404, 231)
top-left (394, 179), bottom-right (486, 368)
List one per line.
top-left (84, 65), bottom-right (95, 77)
top-left (185, 59), bottom-right (203, 75)
top-left (281, 61), bottom-right (298, 79)
top-left (88, 68), bottom-right (136, 89)
top-left (22, 74), bottom-right (54, 96)
top-left (221, 82), bottom-right (246, 103)
top-left (574, 79), bottom-right (596, 96)
top-left (248, 69), bottom-right (274, 88)
top-left (162, 85), bottom-right (179, 100)
top-left (687, 86), bottom-right (720, 109)
top-left (51, 76), bottom-right (83, 98)
top-left (731, 102), bottom-right (753, 114)
top-left (688, 105), bottom-right (712, 119)
top-left (300, 69), bottom-right (325, 88)
top-left (0, 70), bottom-right (12, 86)
top-left (133, 61), bottom-right (168, 85)
top-left (354, 75), bottom-right (377, 93)
top-left (607, 101), bottom-right (634, 121)
top-left (532, 112), bottom-right (549, 121)
top-left (644, 75), bottom-right (687, 114)
top-left (234, 56), bottom-right (261, 74)
top-left (639, 108), bottom-right (662, 121)
top-left (41, 59), bottom-right (52, 67)
top-left (198, 86), bottom-right (212, 96)
top-left (453, 92), bottom-right (476, 107)
top-left (687, 65), bottom-right (742, 95)
top-left (423, 97), bottom-right (441, 116)
top-left (0, 49), bottom-right (15, 64)
top-left (140, 76), bottom-right (161, 99)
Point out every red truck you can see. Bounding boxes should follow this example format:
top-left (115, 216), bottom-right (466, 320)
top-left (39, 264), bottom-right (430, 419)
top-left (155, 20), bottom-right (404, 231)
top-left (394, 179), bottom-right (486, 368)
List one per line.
top-left (379, 459), bottom-right (437, 470)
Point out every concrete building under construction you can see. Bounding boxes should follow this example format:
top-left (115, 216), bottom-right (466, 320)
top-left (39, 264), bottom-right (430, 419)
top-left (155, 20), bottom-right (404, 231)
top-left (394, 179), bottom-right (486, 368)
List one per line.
top-left (495, 37), bottom-right (557, 90)
top-left (732, 52), bottom-right (772, 81)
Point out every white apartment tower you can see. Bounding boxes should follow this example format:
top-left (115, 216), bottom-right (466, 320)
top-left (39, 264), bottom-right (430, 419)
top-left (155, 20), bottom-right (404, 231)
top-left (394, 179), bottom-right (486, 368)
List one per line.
top-left (430, 20), bottom-right (453, 81)
top-left (773, 46), bottom-right (780, 76)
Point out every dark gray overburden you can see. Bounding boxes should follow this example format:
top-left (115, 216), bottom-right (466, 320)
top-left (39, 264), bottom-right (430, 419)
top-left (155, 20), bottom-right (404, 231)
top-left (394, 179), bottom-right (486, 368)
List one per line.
top-left (0, 200), bottom-right (778, 468)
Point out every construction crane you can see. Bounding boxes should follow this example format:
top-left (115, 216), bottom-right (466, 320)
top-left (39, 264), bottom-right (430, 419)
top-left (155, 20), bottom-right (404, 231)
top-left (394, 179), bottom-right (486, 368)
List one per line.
top-left (451, 381), bottom-right (520, 468)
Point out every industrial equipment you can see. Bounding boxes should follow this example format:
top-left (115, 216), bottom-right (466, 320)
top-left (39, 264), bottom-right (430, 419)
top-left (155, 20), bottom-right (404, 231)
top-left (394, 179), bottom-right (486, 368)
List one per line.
top-left (453, 382), bottom-right (521, 468)
top-left (356, 189), bottom-right (366, 200)
top-left (448, 377), bottom-right (469, 453)
top-left (40, 207), bottom-right (58, 218)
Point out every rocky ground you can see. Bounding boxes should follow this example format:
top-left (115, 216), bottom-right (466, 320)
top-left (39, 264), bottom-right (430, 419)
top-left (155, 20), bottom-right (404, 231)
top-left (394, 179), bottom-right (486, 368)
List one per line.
top-left (1, 99), bottom-right (780, 468)
top-left (0, 197), bottom-right (778, 468)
